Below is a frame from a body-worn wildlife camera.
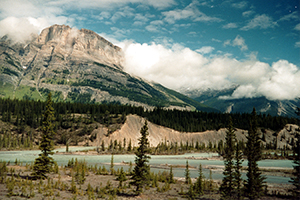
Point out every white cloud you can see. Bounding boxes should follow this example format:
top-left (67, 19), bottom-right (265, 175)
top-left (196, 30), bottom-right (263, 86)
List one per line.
top-left (0, 0), bottom-right (74, 42)
top-left (224, 35), bottom-right (248, 51)
top-left (232, 1), bottom-right (248, 9)
top-left (295, 41), bottom-right (300, 48)
top-left (242, 10), bottom-right (255, 17)
top-left (232, 35), bottom-right (248, 51)
top-left (133, 13), bottom-right (153, 26)
top-left (0, 16), bottom-right (71, 43)
top-left (0, 0), bottom-right (175, 42)
top-left (295, 23), bottom-right (300, 31)
top-left (223, 23), bottom-right (238, 29)
top-left (278, 11), bottom-right (299, 22)
top-left (119, 41), bottom-right (300, 101)
top-left (48, 0), bottom-right (176, 10)
top-left (196, 46), bottom-right (215, 54)
top-left (241, 14), bottom-right (278, 30)
top-left (111, 6), bottom-right (135, 23)
top-left (145, 20), bottom-right (164, 32)
top-left (162, 1), bottom-right (222, 24)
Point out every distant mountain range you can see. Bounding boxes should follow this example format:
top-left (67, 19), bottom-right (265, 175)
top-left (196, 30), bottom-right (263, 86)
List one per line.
top-left (0, 24), bottom-right (215, 112)
top-left (182, 87), bottom-right (299, 118)
top-left (0, 24), bottom-right (298, 117)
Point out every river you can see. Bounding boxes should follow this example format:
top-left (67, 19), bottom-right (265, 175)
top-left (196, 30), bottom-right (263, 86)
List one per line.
top-left (0, 146), bottom-right (294, 184)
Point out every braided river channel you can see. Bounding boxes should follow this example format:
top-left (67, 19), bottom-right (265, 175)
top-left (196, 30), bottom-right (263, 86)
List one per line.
top-left (0, 146), bottom-right (293, 184)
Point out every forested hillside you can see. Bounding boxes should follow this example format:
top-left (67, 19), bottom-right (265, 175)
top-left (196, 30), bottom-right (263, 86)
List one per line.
top-left (0, 97), bottom-right (296, 134)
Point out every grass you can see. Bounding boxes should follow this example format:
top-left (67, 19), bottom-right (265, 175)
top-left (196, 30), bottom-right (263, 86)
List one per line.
top-left (0, 82), bottom-right (15, 98)
top-left (14, 85), bottom-right (44, 100)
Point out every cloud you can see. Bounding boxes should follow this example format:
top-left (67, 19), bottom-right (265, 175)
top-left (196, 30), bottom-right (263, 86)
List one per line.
top-left (278, 11), bottom-right (299, 22)
top-left (162, 1), bottom-right (222, 24)
top-left (133, 13), bottom-right (154, 26)
top-left (241, 14), bottom-right (278, 30)
top-left (0, 0), bottom-right (73, 42)
top-left (145, 20), bottom-right (165, 32)
top-left (242, 10), bottom-right (255, 17)
top-left (111, 6), bottom-right (135, 23)
top-left (224, 35), bottom-right (248, 51)
top-left (222, 23), bottom-right (238, 29)
top-left (196, 46), bottom-right (215, 54)
top-left (232, 35), bottom-right (248, 51)
top-left (295, 23), bottom-right (300, 31)
top-left (119, 41), bottom-right (300, 101)
top-left (295, 41), bottom-right (300, 48)
top-left (0, 16), bottom-right (71, 43)
top-left (47, 0), bottom-right (176, 10)
top-left (231, 1), bottom-right (248, 9)
top-left (0, 0), bottom-right (175, 41)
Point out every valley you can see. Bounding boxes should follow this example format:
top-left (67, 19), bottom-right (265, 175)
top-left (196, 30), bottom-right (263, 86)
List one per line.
top-left (0, 24), bottom-right (299, 199)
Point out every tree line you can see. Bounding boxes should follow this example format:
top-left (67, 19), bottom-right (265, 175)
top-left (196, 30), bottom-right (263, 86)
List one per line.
top-left (0, 97), bottom-right (296, 133)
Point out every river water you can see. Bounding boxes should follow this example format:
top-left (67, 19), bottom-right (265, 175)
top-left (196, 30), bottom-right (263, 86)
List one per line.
top-left (0, 146), bottom-right (293, 184)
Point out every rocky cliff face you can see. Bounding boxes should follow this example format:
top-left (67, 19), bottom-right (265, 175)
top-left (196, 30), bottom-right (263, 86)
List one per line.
top-left (0, 24), bottom-right (212, 111)
top-left (33, 25), bottom-right (123, 69)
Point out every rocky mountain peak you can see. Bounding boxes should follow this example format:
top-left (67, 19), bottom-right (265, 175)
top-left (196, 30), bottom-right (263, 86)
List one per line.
top-left (32, 24), bottom-right (123, 69)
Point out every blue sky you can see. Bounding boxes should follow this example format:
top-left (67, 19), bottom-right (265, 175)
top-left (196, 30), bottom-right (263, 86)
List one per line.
top-left (0, 0), bottom-right (300, 100)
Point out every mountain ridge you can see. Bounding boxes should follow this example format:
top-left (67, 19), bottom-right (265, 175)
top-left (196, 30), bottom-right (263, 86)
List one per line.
top-left (0, 24), bottom-right (217, 112)
top-left (182, 87), bottom-right (299, 118)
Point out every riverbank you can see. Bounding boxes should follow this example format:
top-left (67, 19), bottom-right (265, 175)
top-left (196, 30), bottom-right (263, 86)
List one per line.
top-left (0, 164), bottom-right (294, 200)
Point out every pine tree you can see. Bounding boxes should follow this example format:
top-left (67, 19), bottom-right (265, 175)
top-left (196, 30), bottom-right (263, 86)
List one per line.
top-left (32, 93), bottom-right (55, 179)
top-left (169, 166), bottom-right (175, 184)
top-left (245, 108), bottom-right (266, 199)
top-left (185, 160), bottom-right (191, 184)
top-left (117, 167), bottom-right (127, 188)
top-left (289, 105), bottom-right (300, 198)
top-left (127, 139), bottom-right (132, 152)
top-left (195, 164), bottom-right (204, 196)
top-left (131, 120), bottom-right (151, 194)
top-left (110, 154), bottom-right (115, 175)
top-left (220, 116), bottom-right (236, 199)
top-left (234, 141), bottom-right (243, 200)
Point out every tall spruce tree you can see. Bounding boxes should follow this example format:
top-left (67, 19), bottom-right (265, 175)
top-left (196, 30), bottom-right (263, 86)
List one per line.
top-left (131, 120), bottom-right (151, 194)
top-left (290, 105), bottom-right (300, 198)
top-left (195, 164), bottom-right (204, 196)
top-left (32, 93), bottom-right (55, 179)
top-left (185, 160), bottom-right (191, 184)
top-left (220, 116), bottom-right (236, 199)
top-left (234, 141), bottom-right (244, 200)
top-left (245, 108), bottom-right (265, 199)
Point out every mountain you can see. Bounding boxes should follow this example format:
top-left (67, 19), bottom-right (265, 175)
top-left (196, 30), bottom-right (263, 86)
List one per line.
top-left (183, 87), bottom-right (299, 118)
top-left (0, 24), bottom-right (216, 112)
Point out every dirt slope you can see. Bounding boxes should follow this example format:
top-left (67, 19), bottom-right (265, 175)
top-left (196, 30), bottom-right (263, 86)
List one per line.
top-left (89, 114), bottom-right (296, 148)
top-left (93, 114), bottom-right (246, 147)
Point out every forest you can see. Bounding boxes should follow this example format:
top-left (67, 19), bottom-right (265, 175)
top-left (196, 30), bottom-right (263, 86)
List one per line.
top-left (0, 97), bottom-right (296, 132)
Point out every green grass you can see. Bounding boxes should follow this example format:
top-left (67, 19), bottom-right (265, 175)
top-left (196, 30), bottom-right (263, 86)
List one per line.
top-left (14, 85), bottom-right (44, 100)
top-left (0, 81), bottom-right (15, 98)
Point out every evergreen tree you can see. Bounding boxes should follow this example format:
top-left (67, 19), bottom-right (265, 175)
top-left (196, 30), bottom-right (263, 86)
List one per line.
top-left (131, 120), bottom-right (151, 194)
top-left (245, 108), bottom-right (265, 199)
top-left (110, 154), bottom-right (115, 175)
top-left (117, 167), bottom-right (127, 188)
top-left (32, 93), bottom-right (55, 179)
top-left (234, 141), bottom-right (243, 200)
top-left (220, 116), bottom-right (236, 199)
top-left (289, 105), bottom-right (300, 198)
top-left (195, 164), bottom-right (204, 196)
top-left (185, 160), bottom-right (191, 184)
top-left (169, 166), bottom-right (175, 184)
top-left (127, 139), bottom-right (132, 152)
